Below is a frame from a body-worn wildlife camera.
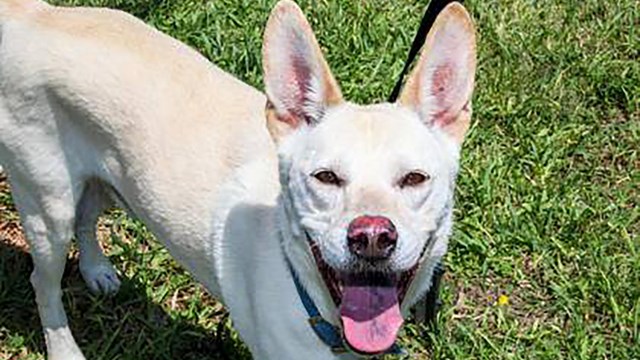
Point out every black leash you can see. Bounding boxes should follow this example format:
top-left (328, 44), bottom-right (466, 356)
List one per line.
top-left (388, 0), bottom-right (464, 102)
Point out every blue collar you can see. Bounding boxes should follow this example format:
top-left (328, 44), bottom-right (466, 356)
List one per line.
top-left (285, 256), bottom-right (405, 356)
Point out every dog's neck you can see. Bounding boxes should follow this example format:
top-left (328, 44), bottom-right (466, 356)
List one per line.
top-left (215, 202), bottom-right (349, 358)
top-left (211, 166), bottom-right (356, 358)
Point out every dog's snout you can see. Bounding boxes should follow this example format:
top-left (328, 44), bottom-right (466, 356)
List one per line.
top-left (347, 215), bottom-right (398, 261)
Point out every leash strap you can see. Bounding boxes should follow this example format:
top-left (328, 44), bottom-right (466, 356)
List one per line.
top-left (388, 0), bottom-right (464, 102)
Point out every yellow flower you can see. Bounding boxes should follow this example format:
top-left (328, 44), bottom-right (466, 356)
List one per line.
top-left (497, 294), bottom-right (509, 306)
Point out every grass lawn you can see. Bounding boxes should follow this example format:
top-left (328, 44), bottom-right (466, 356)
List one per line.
top-left (1, 0), bottom-right (638, 359)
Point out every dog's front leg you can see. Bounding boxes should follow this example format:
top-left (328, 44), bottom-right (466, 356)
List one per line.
top-left (10, 181), bottom-right (85, 360)
top-left (28, 230), bottom-right (85, 360)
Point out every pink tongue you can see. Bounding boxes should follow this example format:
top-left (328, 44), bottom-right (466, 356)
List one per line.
top-left (340, 285), bottom-right (403, 354)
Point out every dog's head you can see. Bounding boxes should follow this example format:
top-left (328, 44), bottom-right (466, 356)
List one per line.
top-left (263, 0), bottom-right (475, 355)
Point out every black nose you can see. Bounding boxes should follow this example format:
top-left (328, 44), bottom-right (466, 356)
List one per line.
top-left (347, 215), bottom-right (398, 261)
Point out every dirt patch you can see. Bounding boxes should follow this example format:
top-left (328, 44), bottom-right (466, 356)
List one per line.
top-left (0, 174), bottom-right (29, 252)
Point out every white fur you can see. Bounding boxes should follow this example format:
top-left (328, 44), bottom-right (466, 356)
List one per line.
top-left (0, 0), bottom-right (475, 359)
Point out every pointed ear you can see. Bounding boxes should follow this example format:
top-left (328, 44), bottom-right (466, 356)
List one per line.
top-left (263, 0), bottom-right (343, 142)
top-left (399, 3), bottom-right (476, 144)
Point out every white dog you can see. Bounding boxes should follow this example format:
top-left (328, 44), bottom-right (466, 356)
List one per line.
top-left (0, 0), bottom-right (476, 358)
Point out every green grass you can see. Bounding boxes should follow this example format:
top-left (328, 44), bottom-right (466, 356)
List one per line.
top-left (1, 0), bottom-right (638, 359)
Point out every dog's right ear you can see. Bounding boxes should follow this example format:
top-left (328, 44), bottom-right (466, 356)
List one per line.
top-left (398, 3), bottom-right (476, 145)
top-left (263, 0), bottom-right (343, 142)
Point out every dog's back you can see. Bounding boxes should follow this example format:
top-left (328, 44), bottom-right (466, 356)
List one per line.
top-left (0, 0), bottom-right (273, 220)
top-left (0, 0), bottom-right (272, 250)
top-left (0, 0), bottom-right (267, 160)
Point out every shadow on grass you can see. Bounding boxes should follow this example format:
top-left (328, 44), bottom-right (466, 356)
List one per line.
top-left (0, 240), bottom-right (248, 360)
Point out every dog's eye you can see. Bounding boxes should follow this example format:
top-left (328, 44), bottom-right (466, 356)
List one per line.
top-left (399, 171), bottom-right (430, 188)
top-left (313, 170), bottom-right (343, 186)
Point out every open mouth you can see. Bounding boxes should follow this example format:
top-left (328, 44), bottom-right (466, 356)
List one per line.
top-left (308, 238), bottom-right (421, 355)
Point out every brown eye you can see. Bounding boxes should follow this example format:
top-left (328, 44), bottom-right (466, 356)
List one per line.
top-left (313, 170), bottom-right (343, 186)
top-left (399, 171), bottom-right (430, 188)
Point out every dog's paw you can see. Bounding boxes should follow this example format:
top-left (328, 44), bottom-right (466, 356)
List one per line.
top-left (45, 326), bottom-right (86, 360)
top-left (49, 348), bottom-right (86, 360)
top-left (51, 355), bottom-right (85, 360)
top-left (80, 261), bottom-right (121, 295)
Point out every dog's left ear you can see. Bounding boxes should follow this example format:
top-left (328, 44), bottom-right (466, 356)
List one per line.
top-left (263, 0), bottom-right (343, 142)
top-left (399, 3), bottom-right (476, 144)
